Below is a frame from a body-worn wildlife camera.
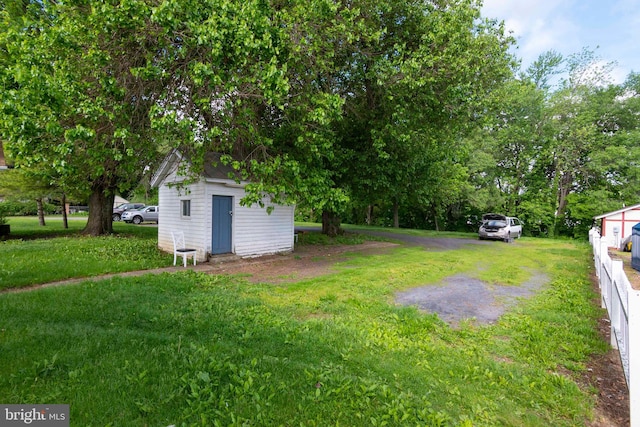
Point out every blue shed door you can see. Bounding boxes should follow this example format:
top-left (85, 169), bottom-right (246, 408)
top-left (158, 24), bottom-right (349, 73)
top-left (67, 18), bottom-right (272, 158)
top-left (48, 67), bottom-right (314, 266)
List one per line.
top-left (212, 196), bottom-right (233, 254)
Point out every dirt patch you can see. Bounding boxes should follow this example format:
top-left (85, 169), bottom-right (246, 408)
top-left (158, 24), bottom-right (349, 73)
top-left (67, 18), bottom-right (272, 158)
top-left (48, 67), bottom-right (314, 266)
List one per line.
top-left (207, 240), bottom-right (398, 283)
top-left (584, 336), bottom-right (630, 427)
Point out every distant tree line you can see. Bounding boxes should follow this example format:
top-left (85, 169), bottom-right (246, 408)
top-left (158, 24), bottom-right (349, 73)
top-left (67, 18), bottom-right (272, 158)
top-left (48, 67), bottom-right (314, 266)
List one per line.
top-left (337, 50), bottom-right (640, 238)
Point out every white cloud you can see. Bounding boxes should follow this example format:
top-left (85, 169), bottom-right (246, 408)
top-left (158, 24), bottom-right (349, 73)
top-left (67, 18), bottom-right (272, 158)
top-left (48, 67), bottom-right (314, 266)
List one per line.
top-left (483, 1), bottom-right (576, 64)
top-left (482, 0), bottom-right (640, 84)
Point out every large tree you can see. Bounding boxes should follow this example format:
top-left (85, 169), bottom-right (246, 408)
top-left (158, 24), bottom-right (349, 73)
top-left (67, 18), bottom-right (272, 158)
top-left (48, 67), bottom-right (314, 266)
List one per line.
top-left (562, 73), bottom-right (640, 237)
top-left (295, 0), bottom-right (514, 232)
top-left (144, 0), bottom-right (347, 224)
top-left (0, 0), bottom-right (167, 235)
top-left (542, 50), bottom-right (619, 235)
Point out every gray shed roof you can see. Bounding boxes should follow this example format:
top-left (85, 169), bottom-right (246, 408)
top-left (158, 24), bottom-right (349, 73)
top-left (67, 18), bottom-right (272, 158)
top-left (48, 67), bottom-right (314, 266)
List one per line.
top-left (202, 152), bottom-right (239, 181)
top-left (150, 150), bottom-right (244, 188)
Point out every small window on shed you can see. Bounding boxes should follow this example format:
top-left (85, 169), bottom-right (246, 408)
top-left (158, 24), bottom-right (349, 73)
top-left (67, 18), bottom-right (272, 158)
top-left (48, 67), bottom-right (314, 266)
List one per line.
top-left (181, 200), bottom-right (191, 217)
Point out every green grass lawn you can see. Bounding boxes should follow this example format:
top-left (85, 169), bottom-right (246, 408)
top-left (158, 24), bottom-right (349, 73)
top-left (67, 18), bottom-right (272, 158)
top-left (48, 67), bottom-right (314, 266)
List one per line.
top-left (0, 217), bottom-right (172, 290)
top-left (0, 219), bottom-right (607, 426)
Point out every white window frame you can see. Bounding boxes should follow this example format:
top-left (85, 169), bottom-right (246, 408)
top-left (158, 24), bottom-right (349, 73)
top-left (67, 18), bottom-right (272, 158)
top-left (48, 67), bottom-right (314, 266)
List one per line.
top-left (181, 199), bottom-right (191, 218)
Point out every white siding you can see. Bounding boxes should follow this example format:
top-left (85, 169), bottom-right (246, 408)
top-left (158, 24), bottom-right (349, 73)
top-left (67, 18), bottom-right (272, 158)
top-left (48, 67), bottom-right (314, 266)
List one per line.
top-left (158, 174), bottom-right (209, 261)
top-left (157, 171), bottom-right (295, 260)
top-left (233, 200), bottom-right (295, 257)
top-left (602, 207), bottom-right (640, 247)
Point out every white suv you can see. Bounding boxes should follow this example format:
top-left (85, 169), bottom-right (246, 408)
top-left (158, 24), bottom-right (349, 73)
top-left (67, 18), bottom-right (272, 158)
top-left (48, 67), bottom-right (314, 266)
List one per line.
top-left (478, 213), bottom-right (522, 242)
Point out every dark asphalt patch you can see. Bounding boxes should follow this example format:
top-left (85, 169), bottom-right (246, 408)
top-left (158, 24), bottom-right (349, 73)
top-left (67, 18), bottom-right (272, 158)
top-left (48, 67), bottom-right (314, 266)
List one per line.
top-left (395, 272), bottom-right (548, 327)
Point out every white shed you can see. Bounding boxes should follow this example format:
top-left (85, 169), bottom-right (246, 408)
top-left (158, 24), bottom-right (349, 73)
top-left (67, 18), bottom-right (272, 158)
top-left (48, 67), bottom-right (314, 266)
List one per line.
top-left (150, 151), bottom-right (295, 261)
top-left (113, 195), bottom-right (129, 208)
top-left (594, 203), bottom-right (640, 248)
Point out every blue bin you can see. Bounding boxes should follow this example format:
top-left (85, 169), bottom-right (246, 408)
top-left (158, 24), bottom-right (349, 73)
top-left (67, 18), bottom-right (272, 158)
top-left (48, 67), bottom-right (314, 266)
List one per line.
top-left (632, 223), bottom-right (640, 271)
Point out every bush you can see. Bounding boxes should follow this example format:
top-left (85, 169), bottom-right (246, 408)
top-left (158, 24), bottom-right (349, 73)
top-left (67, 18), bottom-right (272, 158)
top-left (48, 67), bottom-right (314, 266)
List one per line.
top-left (0, 200), bottom-right (58, 216)
top-left (0, 204), bottom-right (7, 225)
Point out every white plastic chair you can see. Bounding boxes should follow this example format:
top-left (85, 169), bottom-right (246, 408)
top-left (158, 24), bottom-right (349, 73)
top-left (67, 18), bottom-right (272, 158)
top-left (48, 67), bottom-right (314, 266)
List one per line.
top-left (171, 231), bottom-right (197, 267)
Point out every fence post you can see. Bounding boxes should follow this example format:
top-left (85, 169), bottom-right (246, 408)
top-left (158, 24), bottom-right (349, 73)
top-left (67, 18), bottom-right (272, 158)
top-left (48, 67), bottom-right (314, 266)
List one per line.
top-left (593, 235), bottom-right (601, 278)
top-left (629, 287), bottom-right (640, 427)
top-left (600, 240), bottom-right (609, 308)
top-left (611, 261), bottom-right (624, 349)
top-left (603, 246), bottom-right (613, 312)
top-left (600, 239), bottom-right (610, 257)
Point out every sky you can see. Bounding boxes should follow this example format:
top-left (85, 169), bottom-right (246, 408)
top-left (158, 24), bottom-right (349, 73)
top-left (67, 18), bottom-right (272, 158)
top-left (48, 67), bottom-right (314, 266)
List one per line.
top-left (481, 0), bottom-right (640, 84)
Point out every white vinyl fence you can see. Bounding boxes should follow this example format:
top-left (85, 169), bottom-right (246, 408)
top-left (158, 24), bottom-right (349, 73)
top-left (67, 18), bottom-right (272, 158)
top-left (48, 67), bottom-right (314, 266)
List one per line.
top-left (589, 228), bottom-right (640, 426)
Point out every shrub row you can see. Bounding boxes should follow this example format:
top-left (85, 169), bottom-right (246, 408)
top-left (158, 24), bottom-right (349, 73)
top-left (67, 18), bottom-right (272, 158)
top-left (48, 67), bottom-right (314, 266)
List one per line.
top-left (0, 200), bottom-right (59, 216)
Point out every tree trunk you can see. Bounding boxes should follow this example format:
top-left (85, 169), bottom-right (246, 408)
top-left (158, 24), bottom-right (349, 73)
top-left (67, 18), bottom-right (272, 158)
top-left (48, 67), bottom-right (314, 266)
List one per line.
top-left (321, 210), bottom-right (342, 237)
top-left (83, 187), bottom-right (114, 236)
top-left (393, 201), bottom-right (399, 228)
top-left (366, 205), bottom-right (373, 225)
top-left (552, 171), bottom-right (572, 236)
top-left (61, 193), bottom-right (68, 229)
top-left (36, 197), bottom-right (46, 226)
top-left (556, 173), bottom-right (571, 218)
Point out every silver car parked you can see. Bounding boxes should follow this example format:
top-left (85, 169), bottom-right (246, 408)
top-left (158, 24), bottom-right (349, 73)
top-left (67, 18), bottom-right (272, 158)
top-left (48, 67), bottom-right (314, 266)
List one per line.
top-left (478, 213), bottom-right (522, 242)
top-left (121, 206), bottom-right (159, 224)
top-left (112, 202), bottom-right (145, 221)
